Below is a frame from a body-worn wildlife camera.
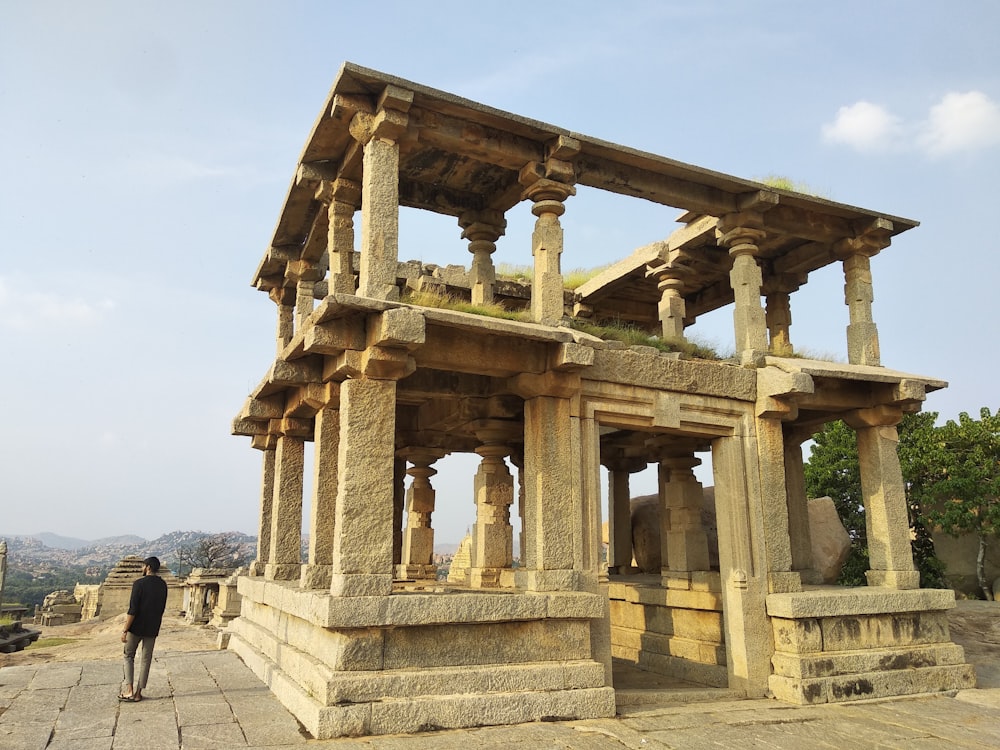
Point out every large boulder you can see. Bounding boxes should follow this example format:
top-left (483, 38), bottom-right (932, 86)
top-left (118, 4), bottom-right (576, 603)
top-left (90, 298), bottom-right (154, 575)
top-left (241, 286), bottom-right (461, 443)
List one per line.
top-left (627, 489), bottom-right (849, 582)
top-left (807, 496), bottom-right (852, 584)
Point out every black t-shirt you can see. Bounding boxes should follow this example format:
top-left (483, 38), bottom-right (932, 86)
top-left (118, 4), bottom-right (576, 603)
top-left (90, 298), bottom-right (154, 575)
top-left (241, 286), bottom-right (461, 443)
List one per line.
top-left (127, 574), bottom-right (168, 637)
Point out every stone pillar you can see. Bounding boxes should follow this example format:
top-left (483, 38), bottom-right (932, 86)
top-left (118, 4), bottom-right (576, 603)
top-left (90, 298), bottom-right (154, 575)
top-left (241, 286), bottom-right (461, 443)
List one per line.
top-left (393, 458), bottom-right (406, 569)
top-left (397, 448), bottom-right (446, 580)
top-left (250, 444), bottom-right (276, 576)
top-left (301, 403), bottom-right (339, 589)
top-left (509, 448), bottom-right (526, 571)
top-left (459, 210), bottom-right (506, 306)
top-left (265, 432), bottom-right (305, 582)
top-left (659, 456), bottom-right (711, 576)
top-left (349, 90), bottom-right (410, 301)
top-left (765, 292), bottom-right (792, 354)
top-left (605, 458), bottom-right (644, 574)
top-left (783, 426), bottom-right (815, 578)
top-left (842, 251), bottom-right (881, 366)
top-left (327, 179), bottom-right (361, 295)
top-left (653, 269), bottom-right (687, 340)
top-left (519, 160), bottom-right (576, 325)
top-left (517, 392), bottom-right (581, 591)
top-left (273, 287), bottom-right (295, 353)
top-left (719, 219), bottom-right (768, 355)
top-left (845, 406), bottom-right (918, 588)
top-left (330, 377), bottom-right (398, 597)
top-left (470, 425), bottom-right (516, 588)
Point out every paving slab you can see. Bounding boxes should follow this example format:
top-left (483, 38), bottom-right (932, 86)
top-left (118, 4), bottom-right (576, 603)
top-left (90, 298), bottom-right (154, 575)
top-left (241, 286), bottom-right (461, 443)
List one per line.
top-left (3, 649), bottom-right (1000, 749)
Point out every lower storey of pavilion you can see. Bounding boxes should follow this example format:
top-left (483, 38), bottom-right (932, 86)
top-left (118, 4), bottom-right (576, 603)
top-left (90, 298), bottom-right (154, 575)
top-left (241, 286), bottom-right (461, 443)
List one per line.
top-left (227, 570), bottom-right (975, 739)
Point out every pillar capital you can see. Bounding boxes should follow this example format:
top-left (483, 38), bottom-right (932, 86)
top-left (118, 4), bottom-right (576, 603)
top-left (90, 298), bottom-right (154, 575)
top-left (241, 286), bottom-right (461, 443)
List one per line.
top-left (518, 164), bottom-right (577, 205)
top-left (348, 86), bottom-right (412, 144)
top-left (719, 226), bottom-right (767, 258)
top-left (843, 404), bottom-right (903, 429)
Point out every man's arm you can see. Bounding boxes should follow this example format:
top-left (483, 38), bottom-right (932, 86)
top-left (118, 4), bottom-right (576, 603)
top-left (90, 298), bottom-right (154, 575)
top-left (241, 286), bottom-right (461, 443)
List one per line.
top-left (121, 613), bottom-right (135, 643)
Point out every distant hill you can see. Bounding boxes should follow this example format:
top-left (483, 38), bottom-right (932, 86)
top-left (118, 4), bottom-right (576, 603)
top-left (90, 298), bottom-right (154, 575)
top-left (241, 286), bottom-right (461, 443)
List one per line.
top-left (23, 532), bottom-right (147, 550)
top-left (3, 531), bottom-right (256, 571)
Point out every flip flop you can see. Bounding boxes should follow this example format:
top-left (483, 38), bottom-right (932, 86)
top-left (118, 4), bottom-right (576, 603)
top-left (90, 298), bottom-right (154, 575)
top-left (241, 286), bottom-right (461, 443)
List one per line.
top-left (118, 693), bottom-right (141, 702)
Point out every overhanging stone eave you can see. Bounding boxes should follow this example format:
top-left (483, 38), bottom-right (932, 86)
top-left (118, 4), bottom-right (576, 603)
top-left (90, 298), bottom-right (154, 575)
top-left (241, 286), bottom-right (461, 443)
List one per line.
top-left (763, 356), bottom-right (947, 393)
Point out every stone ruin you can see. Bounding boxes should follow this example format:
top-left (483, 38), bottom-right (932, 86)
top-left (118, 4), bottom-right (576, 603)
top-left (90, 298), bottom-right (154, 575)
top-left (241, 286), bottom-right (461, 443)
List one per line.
top-left (35, 590), bottom-right (83, 627)
top-left (229, 63), bottom-right (976, 738)
top-left (74, 556), bottom-right (185, 621)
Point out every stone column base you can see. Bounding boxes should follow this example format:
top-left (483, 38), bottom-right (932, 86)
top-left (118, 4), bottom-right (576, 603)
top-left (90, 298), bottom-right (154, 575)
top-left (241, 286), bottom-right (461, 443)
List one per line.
top-left (330, 573), bottom-right (393, 597)
top-left (394, 564), bottom-right (437, 581)
top-left (264, 563), bottom-right (301, 581)
top-left (300, 564), bottom-right (333, 590)
top-left (865, 569), bottom-right (920, 589)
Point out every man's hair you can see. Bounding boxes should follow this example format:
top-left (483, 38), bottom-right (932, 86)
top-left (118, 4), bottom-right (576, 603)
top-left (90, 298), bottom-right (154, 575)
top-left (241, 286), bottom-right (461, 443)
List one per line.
top-left (143, 556), bottom-right (161, 573)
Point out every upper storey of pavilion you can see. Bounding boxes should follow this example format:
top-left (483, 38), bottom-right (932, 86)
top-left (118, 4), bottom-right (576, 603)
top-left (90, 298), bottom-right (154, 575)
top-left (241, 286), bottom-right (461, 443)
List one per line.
top-left (251, 62), bottom-right (918, 366)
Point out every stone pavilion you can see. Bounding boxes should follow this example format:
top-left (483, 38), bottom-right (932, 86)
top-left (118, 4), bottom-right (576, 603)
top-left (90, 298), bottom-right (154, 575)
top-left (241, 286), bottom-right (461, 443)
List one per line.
top-left (230, 63), bottom-right (975, 738)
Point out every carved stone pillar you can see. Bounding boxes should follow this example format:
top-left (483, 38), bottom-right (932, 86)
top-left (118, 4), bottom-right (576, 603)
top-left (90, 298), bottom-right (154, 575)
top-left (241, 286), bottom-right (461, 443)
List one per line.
top-left (659, 456), bottom-right (711, 576)
top-left (397, 448), bottom-right (447, 580)
top-left (272, 287), bottom-right (295, 353)
top-left (844, 405), bottom-right (918, 588)
top-left (249, 441), bottom-right (276, 577)
top-left (469, 423), bottom-right (516, 588)
top-left (719, 218), bottom-right (768, 355)
top-left (842, 250), bottom-right (880, 365)
top-left (265, 430), bottom-right (305, 582)
top-left (349, 88), bottom-right (411, 301)
top-left (301, 400), bottom-right (339, 590)
top-left (326, 179), bottom-right (361, 295)
top-left (765, 292), bottom-right (792, 354)
top-left (330, 377), bottom-right (398, 597)
top-left (519, 153), bottom-right (577, 325)
top-left (459, 210), bottom-right (506, 306)
top-left (657, 272), bottom-right (687, 340)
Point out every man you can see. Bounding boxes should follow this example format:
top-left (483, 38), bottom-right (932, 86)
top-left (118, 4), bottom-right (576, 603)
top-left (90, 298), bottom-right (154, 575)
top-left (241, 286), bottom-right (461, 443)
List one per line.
top-left (119, 556), bottom-right (168, 702)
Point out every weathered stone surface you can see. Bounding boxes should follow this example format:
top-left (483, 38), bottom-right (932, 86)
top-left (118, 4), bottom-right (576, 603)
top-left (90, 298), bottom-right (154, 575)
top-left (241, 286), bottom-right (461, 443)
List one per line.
top-left (230, 65), bottom-right (969, 736)
top-left (807, 497), bottom-right (851, 583)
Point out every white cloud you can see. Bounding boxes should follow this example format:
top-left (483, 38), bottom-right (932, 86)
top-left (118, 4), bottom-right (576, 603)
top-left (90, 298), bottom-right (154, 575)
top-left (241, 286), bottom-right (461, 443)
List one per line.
top-left (916, 91), bottom-right (1000, 156)
top-left (0, 276), bottom-right (115, 331)
top-left (821, 101), bottom-right (903, 152)
top-left (823, 91), bottom-right (1000, 158)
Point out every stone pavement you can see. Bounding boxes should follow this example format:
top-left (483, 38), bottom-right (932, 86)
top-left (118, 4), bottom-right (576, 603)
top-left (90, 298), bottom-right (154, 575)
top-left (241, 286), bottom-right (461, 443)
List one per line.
top-left (2, 648), bottom-right (1000, 749)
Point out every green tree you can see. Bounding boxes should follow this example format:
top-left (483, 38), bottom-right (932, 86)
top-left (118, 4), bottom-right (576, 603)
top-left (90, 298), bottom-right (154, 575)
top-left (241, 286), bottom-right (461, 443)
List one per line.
top-left (922, 408), bottom-right (1000, 600)
top-left (803, 413), bottom-right (945, 587)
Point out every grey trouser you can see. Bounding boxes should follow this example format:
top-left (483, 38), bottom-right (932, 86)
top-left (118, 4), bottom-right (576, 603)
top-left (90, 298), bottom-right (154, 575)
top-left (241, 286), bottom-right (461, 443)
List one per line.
top-left (123, 633), bottom-right (157, 691)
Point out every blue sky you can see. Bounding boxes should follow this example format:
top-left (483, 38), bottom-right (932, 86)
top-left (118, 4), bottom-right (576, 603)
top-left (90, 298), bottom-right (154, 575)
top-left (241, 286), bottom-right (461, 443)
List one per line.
top-left (3, 1), bottom-right (998, 544)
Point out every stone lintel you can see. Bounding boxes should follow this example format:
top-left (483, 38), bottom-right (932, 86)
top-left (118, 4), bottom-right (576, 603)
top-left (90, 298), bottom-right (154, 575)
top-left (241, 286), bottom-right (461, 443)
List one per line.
top-left (766, 587), bottom-right (956, 619)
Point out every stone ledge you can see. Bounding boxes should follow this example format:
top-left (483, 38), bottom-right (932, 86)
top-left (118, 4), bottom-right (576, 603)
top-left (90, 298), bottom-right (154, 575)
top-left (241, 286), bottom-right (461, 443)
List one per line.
top-left (766, 586), bottom-right (956, 619)
top-left (771, 643), bottom-right (968, 679)
top-left (237, 576), bottom-right (604, 628)
top-left (768, 663), bottom-right (976, 705)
